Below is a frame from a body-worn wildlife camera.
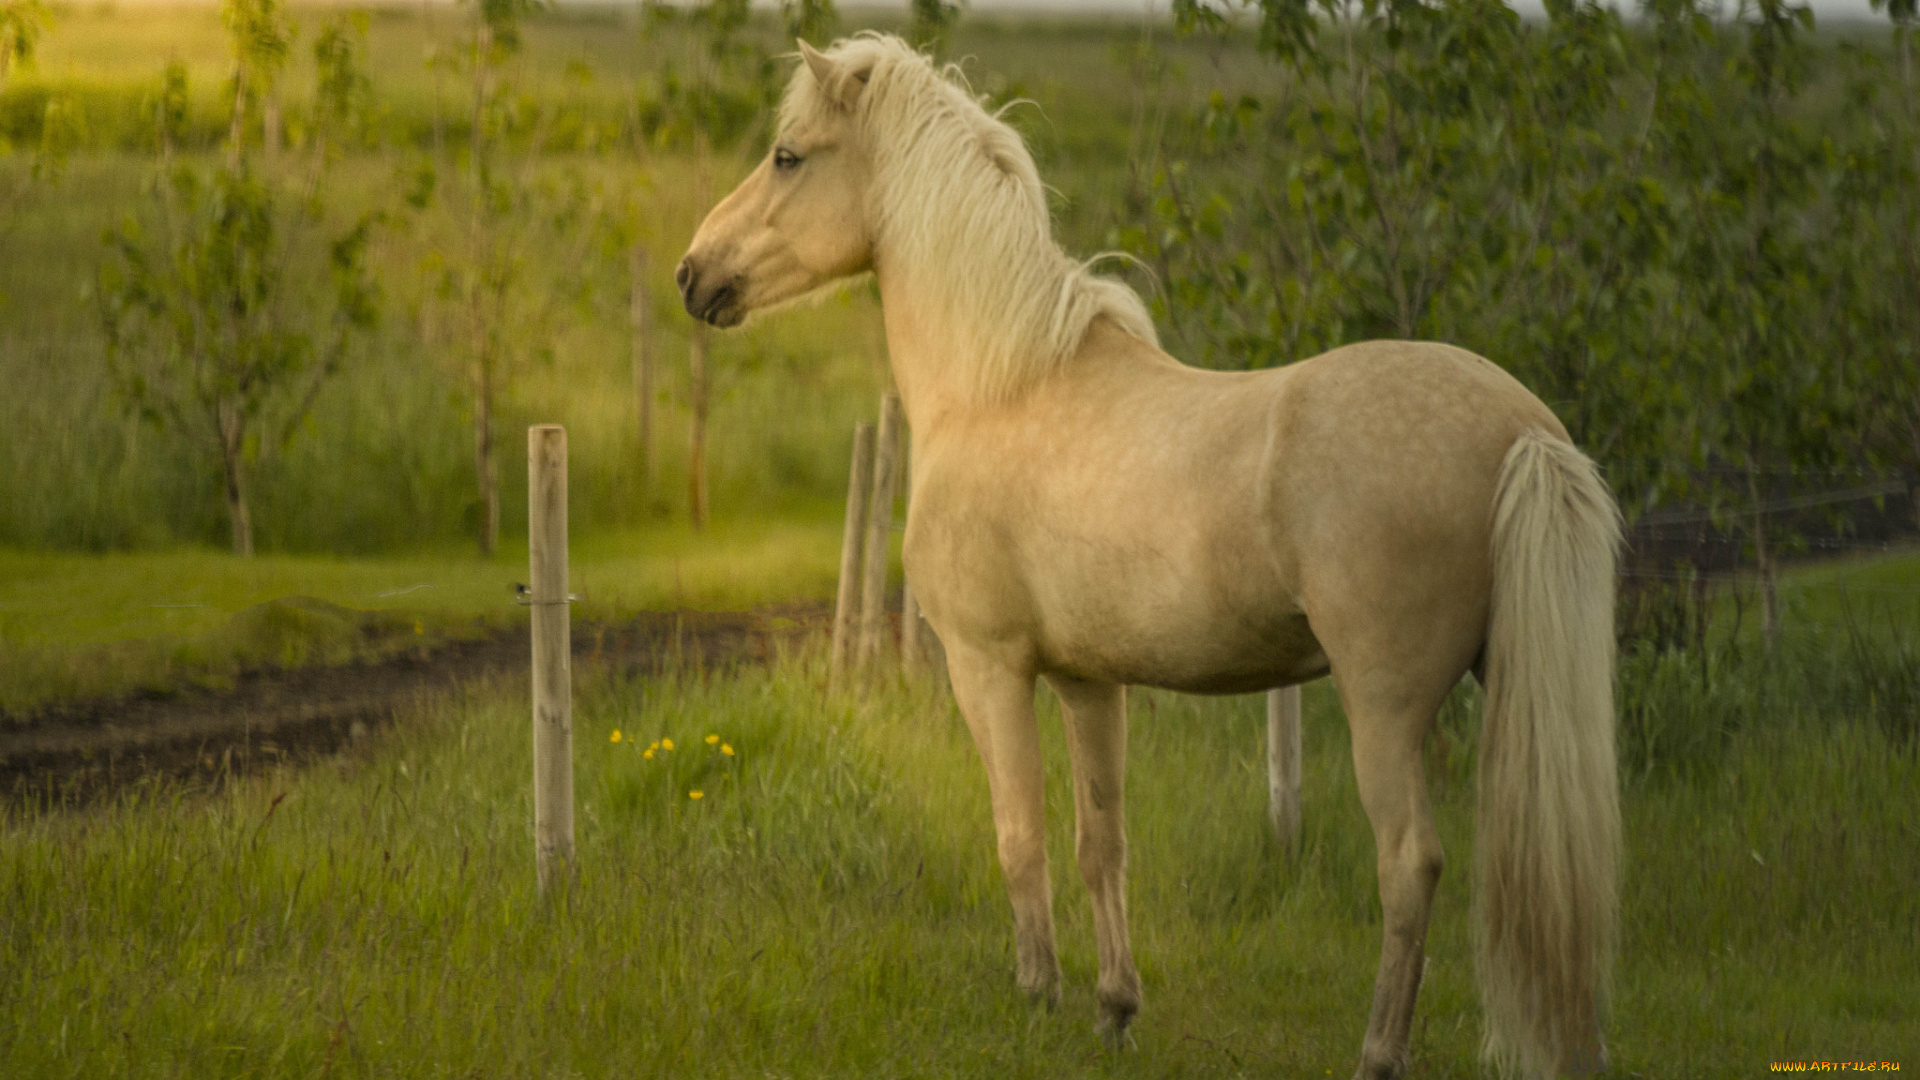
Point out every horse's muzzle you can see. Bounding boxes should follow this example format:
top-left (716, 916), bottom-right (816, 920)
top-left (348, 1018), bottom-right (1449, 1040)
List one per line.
top-left (676, 256), bottom-right (745, 328)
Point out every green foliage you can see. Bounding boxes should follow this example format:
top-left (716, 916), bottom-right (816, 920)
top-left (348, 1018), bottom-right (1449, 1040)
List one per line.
top-left (1129, 0), bottom-right (1919, 550)
top-left (95, 0), bottom-right (382, 556)
top-left (98, 160), bottom-right (381, 554)
top-left (909, 0), bottom-right (964, 55)
top-left (0, 0), bottom-right (46, 87)
top-left (308, 14), bottom-right (372, 157)
top-left (783, 0), bottom-right (838, 48)
top-left (219, 0), bottom-right (290, 152)
top-left (635, 0), bottom-right (786, 153)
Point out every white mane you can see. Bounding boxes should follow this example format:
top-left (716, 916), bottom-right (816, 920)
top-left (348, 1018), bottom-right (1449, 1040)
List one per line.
top-left (782, 34), bottom-right (1159, 403)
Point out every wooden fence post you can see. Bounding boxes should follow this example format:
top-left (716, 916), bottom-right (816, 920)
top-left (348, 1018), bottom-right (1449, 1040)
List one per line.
top-left (831, 422), bottom-right (877, 685)
top-left (529, 424), bottom-right (574, 894)
top-left (858, 392), bottom-right (904, 673)
top-left (1267, 684), bottom-right (1302, 857)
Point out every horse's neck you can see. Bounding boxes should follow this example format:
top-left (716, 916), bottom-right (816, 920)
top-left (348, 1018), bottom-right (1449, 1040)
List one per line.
top-left (875, 266), bottom-right (972, 441)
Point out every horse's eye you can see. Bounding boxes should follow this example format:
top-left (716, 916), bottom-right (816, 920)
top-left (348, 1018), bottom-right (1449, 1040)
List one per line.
top-left (773, 147), bottom-right (802, 172)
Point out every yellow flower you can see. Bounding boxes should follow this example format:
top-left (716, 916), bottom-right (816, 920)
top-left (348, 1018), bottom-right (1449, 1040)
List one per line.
top-left (661, 738), bottom-right (674, 751)
top-left (609, 729), bottom-right (623, 743)
top-left (705, 734), bottom-right (720, 745)
top-left (413, 620), bottom-right (425, 635)
top-left (688, 790), bottom-right (704, 800)
top-left (642, 748), bottom-right (654, 760)
top-left (648, 741), bottom-right (659, 751)
top-left (721, 744), bottom-right (734, 756)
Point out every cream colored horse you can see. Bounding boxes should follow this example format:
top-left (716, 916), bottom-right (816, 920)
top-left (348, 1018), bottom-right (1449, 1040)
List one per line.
top-left (678, 34), bottom-right (1623, 1080)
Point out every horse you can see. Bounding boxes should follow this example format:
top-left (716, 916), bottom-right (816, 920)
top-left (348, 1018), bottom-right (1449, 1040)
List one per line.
top-left (677, 34), bottom-right (1623, 1080)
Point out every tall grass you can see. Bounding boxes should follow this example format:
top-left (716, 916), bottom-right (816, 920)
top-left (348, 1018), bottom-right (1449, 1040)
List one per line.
top-left (3, 627), bottom-right (1912, 1077)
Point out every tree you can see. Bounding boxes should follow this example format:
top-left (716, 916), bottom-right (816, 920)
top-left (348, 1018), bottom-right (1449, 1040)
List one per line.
top-left (1138, 0), bottom-right (1692, 512)
top-left (1862, 0), bottom-right (1920, 526)
top-left (100, 9), bottom-right (380, 556)
top-left (636, 0), bottom-right (804, 528)
top-left (415, 0), bottom-right (599, 555)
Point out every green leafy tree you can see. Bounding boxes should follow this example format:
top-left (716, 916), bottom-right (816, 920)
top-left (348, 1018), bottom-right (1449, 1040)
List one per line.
top-left (1137, 0), bottom-right (1693, 517)
top-left (1658, 0), bottom-right (1855, 642)
top-left (412, 0), bottom-right (604, 554)
top-left (100, 11), bottom-right (380, 556)
top-left (1862, 0), bottom-right (1920, 525)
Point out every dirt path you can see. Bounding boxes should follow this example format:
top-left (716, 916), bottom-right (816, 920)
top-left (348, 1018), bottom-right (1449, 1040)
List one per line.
top-left (0, 607), bottom-right (825, 809)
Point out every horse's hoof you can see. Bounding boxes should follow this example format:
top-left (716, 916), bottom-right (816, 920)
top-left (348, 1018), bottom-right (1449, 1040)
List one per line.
top-left (1351, 1058), bottom-right (1406, 1080)
top-left (1097, 1015), bottom-right (1138, 1054)
top-left (1096, 974), bottom-right (1141, 1036)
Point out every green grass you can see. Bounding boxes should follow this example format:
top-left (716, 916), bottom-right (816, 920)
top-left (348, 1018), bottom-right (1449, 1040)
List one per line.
top-left (2, 642), bottom-right (1913, 1078)
top-left (0, 508), bottom-right (855, 713)
top-left (1747, 547), bottom-right (1920, 641)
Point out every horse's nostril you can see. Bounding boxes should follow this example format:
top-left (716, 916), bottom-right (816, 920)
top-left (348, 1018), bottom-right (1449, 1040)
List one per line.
top-left (674, 258), bottom-right (694, 296)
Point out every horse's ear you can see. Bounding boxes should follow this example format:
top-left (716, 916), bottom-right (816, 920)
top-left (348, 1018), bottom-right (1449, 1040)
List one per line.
top-left (798, 39), bottom-right (871, 109)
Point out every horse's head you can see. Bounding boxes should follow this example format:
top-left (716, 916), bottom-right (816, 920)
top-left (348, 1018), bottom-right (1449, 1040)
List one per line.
top-left (676, 41), bottom-right (877, 328)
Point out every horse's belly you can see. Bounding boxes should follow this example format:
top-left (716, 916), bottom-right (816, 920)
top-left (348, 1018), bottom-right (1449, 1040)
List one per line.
top-left (1034, 586), bottom-right (1330, 694)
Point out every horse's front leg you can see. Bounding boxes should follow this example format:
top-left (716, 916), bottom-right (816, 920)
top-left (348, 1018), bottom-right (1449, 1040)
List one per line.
top-left (1046, 674), bottom-right (1142, 1046)
top-left (946, 642), bottom-right (1059, 1005)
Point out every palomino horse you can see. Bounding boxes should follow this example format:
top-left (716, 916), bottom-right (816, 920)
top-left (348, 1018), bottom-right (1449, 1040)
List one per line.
top-left (678, 34), bottom-right (1622, 1080)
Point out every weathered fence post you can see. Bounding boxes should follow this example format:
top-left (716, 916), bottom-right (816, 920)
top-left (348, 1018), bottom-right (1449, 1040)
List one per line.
top-left (1267, 684), bottom-right (1302, 857)
top-left (529, 424), bottom-right (574, 894)
top-left (831, 422), bottom-right (877, 685)
top-left (858, 392), bottom-right (904, 673)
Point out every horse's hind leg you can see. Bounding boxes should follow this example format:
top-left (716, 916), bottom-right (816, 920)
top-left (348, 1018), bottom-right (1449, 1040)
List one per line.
top-left (1344, 688), bottom-right (1447, 1080)
top-left (1046, 674), bottom-right (1142, 1044)
top-left (946, 643), bottom-right (1060, 1005)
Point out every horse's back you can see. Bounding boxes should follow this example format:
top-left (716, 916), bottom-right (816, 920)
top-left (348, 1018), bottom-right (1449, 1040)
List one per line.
top-left (1267, 339), bottom-right (1569, 693)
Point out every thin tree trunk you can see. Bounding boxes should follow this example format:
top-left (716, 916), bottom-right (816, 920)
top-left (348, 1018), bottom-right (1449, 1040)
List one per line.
top-left (427, 0), bottom-right (444, 157)
top-left (470, 22), bottom-right (490, 175)
top-left (630, 242), bottom-right (655, 486)
top-left (686, 147), bottom-right (711, 529)
top-left (469, 17), bottom-right (496, 556)
top-left (1910, 415), bottom-right (1920, 533)
top-left (263, 90), bottom-right (280, 171)
top-left (475, 346), bottom-right (498, 556)
top-left (1746, 462), bottom-right (1777, 647)
top-left (227, 64), bottom-right (247, 166)
top-left (687, 320), bottom-right (709, 530)
top-left (219, 402), bottom-right (254, 557)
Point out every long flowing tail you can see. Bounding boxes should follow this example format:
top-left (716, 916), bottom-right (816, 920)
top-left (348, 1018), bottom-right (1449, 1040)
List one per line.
top-left (1477, 428), bottom-right (1623, 1079)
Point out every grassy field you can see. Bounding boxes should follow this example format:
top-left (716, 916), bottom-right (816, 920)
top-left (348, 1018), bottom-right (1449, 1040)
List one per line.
top-left (0, 507), bottom-right (858, 712)
top-left (1, 624), bottom-right (1913, 1078)
top-left (2, 6), bottom-right (1916, 1076)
